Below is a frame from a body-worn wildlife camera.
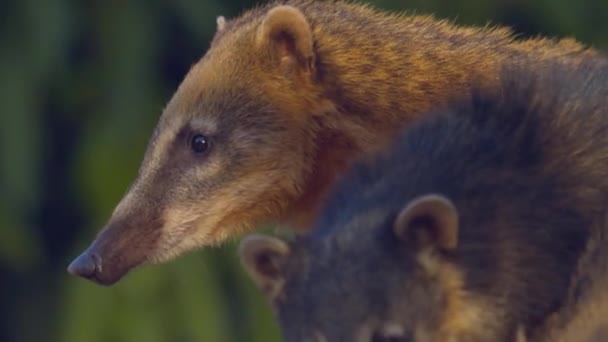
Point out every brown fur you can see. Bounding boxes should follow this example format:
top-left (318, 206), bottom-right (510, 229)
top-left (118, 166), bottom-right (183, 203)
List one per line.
top-left (239, 60), bottom-right (608, 341)
top-left (68, 0), bottom-right (605, 285)
top-left (205, 0), bottom-right (602, 232)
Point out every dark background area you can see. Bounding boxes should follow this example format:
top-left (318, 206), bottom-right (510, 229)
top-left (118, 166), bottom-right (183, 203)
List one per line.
top-left (0, 0), bottom-right (606, 341)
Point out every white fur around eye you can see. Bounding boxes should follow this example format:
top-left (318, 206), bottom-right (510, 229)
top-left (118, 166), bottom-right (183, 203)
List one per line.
top-left (313, 331), bottom-right (327, 342)
top-left (357, 320), bottom-right (409, 342)
top-left (381, 322), bottom-right (405, 337)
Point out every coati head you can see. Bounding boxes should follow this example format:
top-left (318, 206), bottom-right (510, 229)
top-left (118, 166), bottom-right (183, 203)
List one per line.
top-left (240, 195), bottom-right (500, 342)
top-left (67, 6), bottom-right (336, 285)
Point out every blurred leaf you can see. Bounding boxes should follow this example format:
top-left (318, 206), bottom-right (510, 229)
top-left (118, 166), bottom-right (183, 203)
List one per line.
top-left (0, 56), bottom-right (41, 212)
top-left (0, 203), bottom-right (41, 269)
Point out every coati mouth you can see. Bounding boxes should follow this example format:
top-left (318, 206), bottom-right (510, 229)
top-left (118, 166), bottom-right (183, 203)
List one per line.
top-left (67, 218), bottom-right (155, 286)
top-left (67, 249), bottom-right (101, 279)
top-left (67, 246), bottom-right (135, 286)
top-left (67, 248), bottom-right (127, 286)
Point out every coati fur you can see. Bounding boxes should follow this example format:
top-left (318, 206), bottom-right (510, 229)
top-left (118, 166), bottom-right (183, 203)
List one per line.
top-left (240, 59), bottom-right (608, 342)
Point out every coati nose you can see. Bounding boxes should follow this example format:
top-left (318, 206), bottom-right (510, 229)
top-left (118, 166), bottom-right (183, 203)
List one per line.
top-left (67, 250), bottom-right (101, 279)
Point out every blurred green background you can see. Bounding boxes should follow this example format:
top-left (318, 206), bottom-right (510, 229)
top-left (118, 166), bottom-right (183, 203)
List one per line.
top-left (0, 0), bottom-right (606, 341)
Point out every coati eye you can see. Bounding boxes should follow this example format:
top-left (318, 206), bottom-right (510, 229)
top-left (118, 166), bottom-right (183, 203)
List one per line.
top-left (190, 134), bottom-right (209, 154)
top-left (371, 329), bottom-right (412, 342)
top-left (371, 335), bottom-right (412, 342)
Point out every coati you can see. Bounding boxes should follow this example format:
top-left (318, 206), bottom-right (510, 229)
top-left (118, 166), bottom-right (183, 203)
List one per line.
top-left (240, 60), bottom-right (608, 342)
top-left (67, 0), bottom-right (604, 285)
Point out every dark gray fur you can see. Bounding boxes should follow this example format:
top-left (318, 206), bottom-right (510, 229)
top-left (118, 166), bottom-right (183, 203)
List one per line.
top-left (267, 59), bottom-right (608, 342)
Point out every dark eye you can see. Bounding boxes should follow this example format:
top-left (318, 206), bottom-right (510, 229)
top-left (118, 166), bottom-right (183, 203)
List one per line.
top-left (190, 134), bottom-right (209, 154)
top-left (372, 332), bottom-right (412, 342)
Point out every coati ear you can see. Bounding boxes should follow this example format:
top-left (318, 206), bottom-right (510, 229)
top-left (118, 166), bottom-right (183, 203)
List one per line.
top-left (256, 5), bottom-right (315, 75)
top-left (393, 194), bottom-right (459, 252)
top-left (239, 234), bottom-right (290, 302)
top-left (216, 16), bottom-right (226, 33)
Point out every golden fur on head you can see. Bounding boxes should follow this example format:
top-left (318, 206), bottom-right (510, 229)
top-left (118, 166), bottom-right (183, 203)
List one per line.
top-left (256, 6), bottom-right (315, 71)
top-left (416, 249), bottom-right (500, 342)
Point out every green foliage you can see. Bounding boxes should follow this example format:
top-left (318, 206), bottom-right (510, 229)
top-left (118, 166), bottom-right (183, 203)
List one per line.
top-left (0, 0), bottom-right (605, 341)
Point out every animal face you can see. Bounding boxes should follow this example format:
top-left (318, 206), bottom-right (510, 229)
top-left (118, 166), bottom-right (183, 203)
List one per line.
top-left (67, 5), bottom-right (329, 285)
top-left (240, 195), bottom-right (476, 342)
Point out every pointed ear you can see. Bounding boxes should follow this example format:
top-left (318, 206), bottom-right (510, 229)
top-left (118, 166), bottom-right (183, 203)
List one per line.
top-left (393, 194), bottom-right (459, 252)
top-left (216, 16), bottom-right (226, 33)
top-left (256, 5), bottom-right (315, 75)
top-left (239, 234), bottom-right (290, 302)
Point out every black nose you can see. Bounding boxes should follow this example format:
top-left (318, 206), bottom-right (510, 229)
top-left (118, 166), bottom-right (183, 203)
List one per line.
top-left (67, 250), bottom-right (100, 278)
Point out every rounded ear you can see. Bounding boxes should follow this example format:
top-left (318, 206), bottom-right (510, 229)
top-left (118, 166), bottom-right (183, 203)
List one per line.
top-left (239, 234), bottom-right (290, 301)
top-left (216, 16), bottom-right (226, 33)
top-left (393, 194), bottom-right (459, 251)
top-left (256, 5), bottom-right (315, 75)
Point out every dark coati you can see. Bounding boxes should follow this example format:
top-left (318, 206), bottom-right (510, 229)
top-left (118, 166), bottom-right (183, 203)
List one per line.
top-left (240, 60), bottom-right (608, 342)
top-left (68, 0), bottom-right (604, 285)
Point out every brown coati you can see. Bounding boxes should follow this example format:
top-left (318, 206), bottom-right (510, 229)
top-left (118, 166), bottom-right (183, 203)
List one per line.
top-left (67, 0), bottom-right (605, 285)
top-left (240, 60), bottom-right (608, 342)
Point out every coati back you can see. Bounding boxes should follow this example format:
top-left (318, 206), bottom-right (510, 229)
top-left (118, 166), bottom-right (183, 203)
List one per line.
top-left (240, 59), bottom-right (608, 342)
top-left (534, 225), bottom-right (608, 342)
top-left (68, 0), bottom-right (605, 285)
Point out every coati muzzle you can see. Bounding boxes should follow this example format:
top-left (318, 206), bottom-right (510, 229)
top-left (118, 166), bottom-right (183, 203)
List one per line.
top-left (67, 214), bottom-right (162, 285)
